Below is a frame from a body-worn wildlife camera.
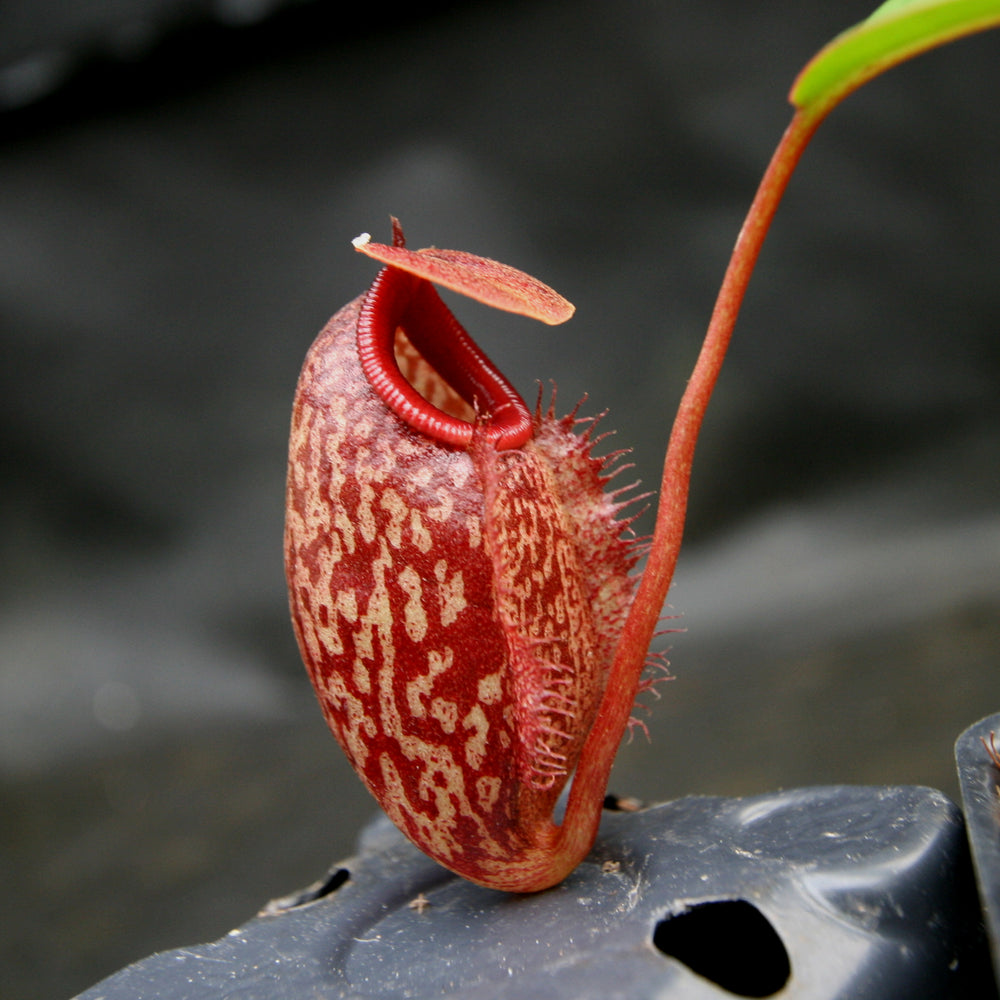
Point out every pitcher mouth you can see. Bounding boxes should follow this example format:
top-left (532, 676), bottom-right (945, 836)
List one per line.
top-left (356, 262), bottom-right (533, 450)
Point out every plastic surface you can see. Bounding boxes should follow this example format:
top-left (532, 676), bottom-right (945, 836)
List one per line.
top-left (956, 713), bottom-right (1000, 984)
top-left (75, 783), bottom-right (995, 999)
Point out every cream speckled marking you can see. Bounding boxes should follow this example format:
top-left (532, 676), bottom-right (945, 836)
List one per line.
top-left (409, 509), bottom-right (433, 553)
top-left (356, 480), bottom-right (378, 545)
top-left (430, 696), bottom-right (459, 733)
top-left (434, 560), bottom-right (467, 627)
top-left (475, 775), bottom-right (502, 812)
top-left (352, 656), bottom-right (371, 695)
top-left (333, 505), bottom-right (357, 556)
top-left (353, 616), bottom-right (374, 663)
top-left (397, 564), bottom-right (428, 643)
top-left (462, 705), bottom-right (489, 770)
top-left (337, 588), bottom-right (358, 622)
top-left (405, 647), bottom-right (454, 718)
top-left (380, 488), bottom-right (408, 547)
top-left (366, 538), bottom-right (396, 636)
top-left (477, 672), bottom-right (502, 705)
top-left (465, 514), bottom-right (482, 549)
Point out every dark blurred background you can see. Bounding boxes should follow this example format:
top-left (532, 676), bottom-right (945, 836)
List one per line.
top-left (1, 1), bottom-right (998, 997)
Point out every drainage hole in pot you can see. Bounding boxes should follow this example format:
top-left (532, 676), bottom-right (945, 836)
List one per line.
top-left (652, 899), bottom-right (790, 997)
top-left (261, 867), bottom-right (351, 915)
top-left (307, 866), bottom-right (351, 902)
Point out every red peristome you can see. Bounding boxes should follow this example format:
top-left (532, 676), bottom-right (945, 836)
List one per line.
top-left (285, 262), bottom-right (638, 888)
top-left (357, 265), bottom-right (533, 449)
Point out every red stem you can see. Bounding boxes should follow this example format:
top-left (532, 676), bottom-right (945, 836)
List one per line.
top-left (552, 105), bottom-right (830, 872)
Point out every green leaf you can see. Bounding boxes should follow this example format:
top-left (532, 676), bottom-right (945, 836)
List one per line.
top-left (791, 0), bottom-right (1000, 112)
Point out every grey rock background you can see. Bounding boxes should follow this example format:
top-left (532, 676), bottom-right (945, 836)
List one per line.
top-left (1, 1), bottom-right (998, 997)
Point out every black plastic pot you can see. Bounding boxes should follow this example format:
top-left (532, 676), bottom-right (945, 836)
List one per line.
top-left (956, 712), bottom-right (1000, 986)
top-left (75, 761), bottom-right (998, 999)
